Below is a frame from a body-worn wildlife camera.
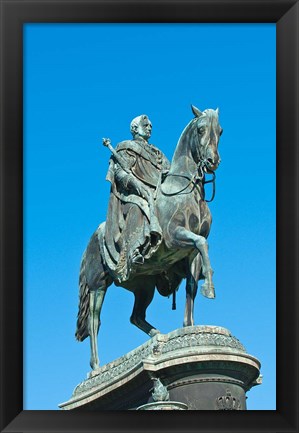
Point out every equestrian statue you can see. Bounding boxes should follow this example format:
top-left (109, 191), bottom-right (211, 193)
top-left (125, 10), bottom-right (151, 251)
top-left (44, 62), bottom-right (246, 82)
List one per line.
top-left (75, 105), bottom-right (223, 370)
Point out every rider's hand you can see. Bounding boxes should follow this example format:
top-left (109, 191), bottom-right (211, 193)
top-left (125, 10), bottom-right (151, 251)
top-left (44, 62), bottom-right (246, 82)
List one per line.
top-left (129, 179), bottom-right (148, 200)
top-left (135, 184), bottom-right (149, 200)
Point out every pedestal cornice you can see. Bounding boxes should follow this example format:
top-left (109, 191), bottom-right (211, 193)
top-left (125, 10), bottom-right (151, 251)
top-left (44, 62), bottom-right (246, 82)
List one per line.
top-left (59, 325), bottom-right (261, 410)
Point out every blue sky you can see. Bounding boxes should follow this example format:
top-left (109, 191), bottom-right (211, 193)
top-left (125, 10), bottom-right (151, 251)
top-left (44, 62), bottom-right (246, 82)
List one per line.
top-left (23, 23), bottom-right (276, 410)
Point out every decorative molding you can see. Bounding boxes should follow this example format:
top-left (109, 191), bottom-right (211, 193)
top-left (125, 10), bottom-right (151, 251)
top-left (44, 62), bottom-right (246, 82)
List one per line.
top-left (160, 331), bottom-right (246, 355)
top-left (72, 326), bottom-right (246, 397)
top-left (216, 389), bottom-right (241, 410)
top-left (151, 378), bottom-right (170, 402)
top-left (73, 340), bottom-right (154, 396)
top-left (168, 376), bottom-right (245, 390)
top-left (137, 401), bottom-right (188, 410)
top-left (59, 325), bottom-right (258, 410)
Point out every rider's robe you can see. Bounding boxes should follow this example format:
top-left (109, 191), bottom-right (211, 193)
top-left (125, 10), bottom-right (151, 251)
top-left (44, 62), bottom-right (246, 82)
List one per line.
top-left (102, 138), bottom-right (172, 284)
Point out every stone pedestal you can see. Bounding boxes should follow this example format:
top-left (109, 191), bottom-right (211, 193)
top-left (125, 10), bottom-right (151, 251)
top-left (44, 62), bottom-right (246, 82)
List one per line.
top-left (137, 401), bottom-right (188, 410)
top-left (59, 325), bottom-right (261, 410)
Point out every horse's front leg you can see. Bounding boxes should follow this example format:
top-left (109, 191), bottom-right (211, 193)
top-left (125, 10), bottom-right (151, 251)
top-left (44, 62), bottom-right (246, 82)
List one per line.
top-left (174, 227), bottom-right (215, 299)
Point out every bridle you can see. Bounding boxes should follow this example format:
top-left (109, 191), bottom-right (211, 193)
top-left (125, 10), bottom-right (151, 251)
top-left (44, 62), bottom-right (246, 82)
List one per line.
top-left (160, 166), bottom-right (216, 202)
top-left (160, 121), bottom-right (217, 202)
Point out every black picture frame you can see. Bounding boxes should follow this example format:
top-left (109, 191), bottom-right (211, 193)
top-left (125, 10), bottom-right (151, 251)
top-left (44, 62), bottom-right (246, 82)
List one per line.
top-left (1, 0), bottom-right (298, 432)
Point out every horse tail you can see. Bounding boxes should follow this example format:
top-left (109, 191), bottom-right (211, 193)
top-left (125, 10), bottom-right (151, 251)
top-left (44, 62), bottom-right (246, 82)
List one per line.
top-left (75, 250), bottom-right (90, 342)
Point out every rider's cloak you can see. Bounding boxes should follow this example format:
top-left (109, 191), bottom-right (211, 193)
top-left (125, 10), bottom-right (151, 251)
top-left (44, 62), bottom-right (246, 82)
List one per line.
top-left (102, 138), bottom-right (172, 284)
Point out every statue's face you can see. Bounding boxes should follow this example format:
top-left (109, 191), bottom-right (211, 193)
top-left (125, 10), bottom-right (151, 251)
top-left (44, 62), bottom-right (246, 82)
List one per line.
top-left (134, 116), bottom-right (152, 141)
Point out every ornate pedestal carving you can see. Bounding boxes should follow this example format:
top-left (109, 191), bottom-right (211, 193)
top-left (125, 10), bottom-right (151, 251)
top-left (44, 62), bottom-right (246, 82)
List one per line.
top-left (60, 325), bottom-right (261, 410)
top-left (137, 401), bottom-right (188, 410)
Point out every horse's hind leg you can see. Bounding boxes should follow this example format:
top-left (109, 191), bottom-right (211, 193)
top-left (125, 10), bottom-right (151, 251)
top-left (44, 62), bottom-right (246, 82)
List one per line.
top-left (184, 253), bottom-right (201, 327)
top-left (85, 228), bottom-right (112, 370)
top-left (130, 279), bottom-right (160, 337)
top-left (89, 285), bottom-right (107, 370)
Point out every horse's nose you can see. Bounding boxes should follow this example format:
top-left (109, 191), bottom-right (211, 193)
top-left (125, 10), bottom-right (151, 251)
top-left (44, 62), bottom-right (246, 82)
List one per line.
top-left (207, 157), bottom-right (218, 165)
top-left (207, 156), bottom-right (220, 168)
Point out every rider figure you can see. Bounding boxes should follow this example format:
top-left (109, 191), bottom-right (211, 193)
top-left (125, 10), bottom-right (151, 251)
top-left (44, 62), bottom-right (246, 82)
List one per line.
top-left (103, 115), bottom-right (170, 283)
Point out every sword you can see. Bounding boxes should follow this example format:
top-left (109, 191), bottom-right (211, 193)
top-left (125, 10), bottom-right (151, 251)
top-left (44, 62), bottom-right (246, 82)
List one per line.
top-left (102, 138), bottom-right (131, 175)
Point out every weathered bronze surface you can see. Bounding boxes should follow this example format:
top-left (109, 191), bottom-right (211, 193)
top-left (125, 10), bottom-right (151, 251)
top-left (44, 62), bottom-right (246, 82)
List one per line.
top-left (61, 326), bottom-right (261, 410)
top-left (75, 106), bottom-right (222, 370)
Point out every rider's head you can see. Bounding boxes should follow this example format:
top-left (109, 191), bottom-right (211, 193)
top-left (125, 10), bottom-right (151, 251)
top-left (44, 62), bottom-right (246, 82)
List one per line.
top-left (130, 115), bottom-right (152, 142)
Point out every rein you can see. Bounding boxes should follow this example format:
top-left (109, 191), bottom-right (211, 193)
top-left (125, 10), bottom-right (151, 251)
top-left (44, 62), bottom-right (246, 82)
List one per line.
top-left (160, 163), bottom-right (216, 202)
top-left (203, 171), bottom-right (216, 202)
top-left (159, 117), bottom-right (219, 202)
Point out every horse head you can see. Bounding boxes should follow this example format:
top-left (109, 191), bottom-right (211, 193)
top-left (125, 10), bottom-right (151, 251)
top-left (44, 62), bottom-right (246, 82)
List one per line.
top-left (190, 104), bottom-right (222, 173)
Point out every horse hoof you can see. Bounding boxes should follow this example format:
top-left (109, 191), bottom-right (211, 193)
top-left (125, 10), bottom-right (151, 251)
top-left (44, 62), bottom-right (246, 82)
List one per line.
top-left (201, 283), bottom-right (215, 299)
top-left (149, 328), bottom-right (161, 337)
top-left (90, 361), bottom-right (100, 370)
top-left (183, 322), bottom-right (194, 327)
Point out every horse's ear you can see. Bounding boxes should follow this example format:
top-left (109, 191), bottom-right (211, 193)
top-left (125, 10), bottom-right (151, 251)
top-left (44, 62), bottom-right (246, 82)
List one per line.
top-left (191, 105), bottom-right (203, 117)
top-left (216, 107), bottom-right (219, 115)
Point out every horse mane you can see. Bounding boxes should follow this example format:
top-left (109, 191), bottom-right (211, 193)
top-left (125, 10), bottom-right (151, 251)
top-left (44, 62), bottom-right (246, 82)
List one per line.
top-left (170, 118), bottom-right (196, 164)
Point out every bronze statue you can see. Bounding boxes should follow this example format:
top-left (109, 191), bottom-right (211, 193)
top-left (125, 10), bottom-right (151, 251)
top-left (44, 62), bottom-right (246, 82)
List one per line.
top-left (76, 105), bottom-right (223, 370)
top-left (103, 114), bottom-right (170, 283)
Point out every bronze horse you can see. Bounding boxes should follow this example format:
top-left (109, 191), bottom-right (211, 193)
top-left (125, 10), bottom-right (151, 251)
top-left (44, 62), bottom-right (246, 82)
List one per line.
top-left (75, 105), bottom-right (222, 370)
